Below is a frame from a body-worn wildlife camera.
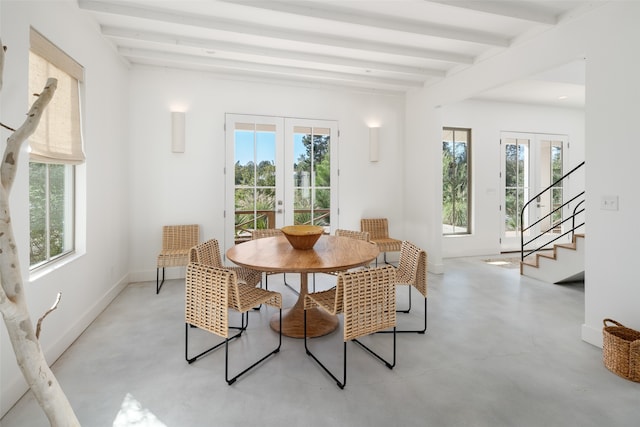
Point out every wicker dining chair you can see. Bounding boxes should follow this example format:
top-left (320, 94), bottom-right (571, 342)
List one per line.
top-left (335, 228), bottom-right (370, 242)
top-left (189, 238), bottom-right (262, 288)
top-left (185, 262), bottom-right (282, 385)
top-left (360, 218), bottom-right (402, 266)
top-left (156, 224), bottom-right (200, 294)
top-left (304, 265), bottom-right (397, 389)
top-left (381, 240), bottom-right (428, 334)
top-left (190, 238), bottom-right (263, 313)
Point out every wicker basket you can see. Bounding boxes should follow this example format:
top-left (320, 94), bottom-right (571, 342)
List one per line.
top-left (602, 318), bottom-right (640, 382)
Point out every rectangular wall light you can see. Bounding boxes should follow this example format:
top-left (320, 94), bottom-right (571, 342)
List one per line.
top-left (369, 127), bottom-right (379, 162)
top-left (171, 111), bottom-right (185, 153)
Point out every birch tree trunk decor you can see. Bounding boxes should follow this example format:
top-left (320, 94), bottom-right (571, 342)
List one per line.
top-left (0, 39), bottom-right (80, 426)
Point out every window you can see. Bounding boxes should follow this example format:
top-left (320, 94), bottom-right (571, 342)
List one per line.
top-left (28, 28), bottom-right (84, 268)
top-left (442, 127), bottom-right (471, 235)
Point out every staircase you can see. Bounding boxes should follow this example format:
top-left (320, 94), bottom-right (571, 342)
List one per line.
top-left (520, 234), bottom-right (584, 283)
top-left (519, 162), bottom-right (585, 284)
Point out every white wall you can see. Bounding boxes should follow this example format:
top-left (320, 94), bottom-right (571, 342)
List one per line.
top-left (128, 66), bottom-right (406, 281)
top-left (0, 0), bottom-right (130, 416)
top-left (581, 1), bottom-right (640, 346)
top-left (404, 1), bottom-right (640, 347)
top-left (441, 100), bottom-right (585, 257)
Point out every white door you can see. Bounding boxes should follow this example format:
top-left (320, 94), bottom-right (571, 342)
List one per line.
top-left (500, 132), bottom-right (568, 252)
top-left (225, 114), bottom-right (338, 251)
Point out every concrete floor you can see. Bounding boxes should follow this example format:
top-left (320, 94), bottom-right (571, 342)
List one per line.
top-left (2, 256), bottom-right (638, 426)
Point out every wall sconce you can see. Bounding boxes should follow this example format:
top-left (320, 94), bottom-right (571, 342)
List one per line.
top-left (369, 127), bottom-right (379, 162)
top-left (171, 111), bottom-right (185, 153)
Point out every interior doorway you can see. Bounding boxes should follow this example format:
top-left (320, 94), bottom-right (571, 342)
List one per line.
top-left (500, 132), bottom-right (568, 252)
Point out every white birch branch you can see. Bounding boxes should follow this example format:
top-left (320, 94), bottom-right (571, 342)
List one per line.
top-left (0, 38), bottom-right (81, 426)
top-left (36, 292), bottom-right (62, 339)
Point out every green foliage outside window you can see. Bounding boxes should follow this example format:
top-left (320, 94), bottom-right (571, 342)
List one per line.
top-left (294, 134), bottom-right (330, 226)
top-left (30, 162), bottom-right (70, 266)
top-left (234, 132), bottom-right (331, 237)
top-left (442, 128), bottom-right (470, 234)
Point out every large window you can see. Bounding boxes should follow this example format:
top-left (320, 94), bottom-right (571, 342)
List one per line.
top-left (28, 28), bottom-right (84, 269)
top-left (442, 127), bottom-right (471, 235)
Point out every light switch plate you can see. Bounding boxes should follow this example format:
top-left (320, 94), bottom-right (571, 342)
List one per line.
top-left (601, 195), bottom-right (619, 211)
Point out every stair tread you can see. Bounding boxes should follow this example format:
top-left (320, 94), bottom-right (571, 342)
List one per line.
top-left (556, 243), bottom-right (576, 250)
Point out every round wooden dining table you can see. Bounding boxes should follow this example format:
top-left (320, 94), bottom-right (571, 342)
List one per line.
top-left (226, 234), bottom-right (379, 338)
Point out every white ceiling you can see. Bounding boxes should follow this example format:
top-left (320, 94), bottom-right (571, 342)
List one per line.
top-left (78, 0), bottom-right (593, 106)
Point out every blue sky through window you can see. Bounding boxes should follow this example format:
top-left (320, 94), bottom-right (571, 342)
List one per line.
top-left (235, 130), bottom-right (306, 165)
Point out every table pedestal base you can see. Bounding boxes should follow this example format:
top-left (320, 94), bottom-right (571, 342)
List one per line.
top-left (270, 307), bottom-right (338, 338)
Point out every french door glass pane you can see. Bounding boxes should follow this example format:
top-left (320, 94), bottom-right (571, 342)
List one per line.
top-left (504, 138), bottom-right (530, 236)
top-left (234, 123), bottom-right (276, 241)
top-left (550, 141), bottom-right (563, 231)
top-left (292, 126), bottom-right (331, 228)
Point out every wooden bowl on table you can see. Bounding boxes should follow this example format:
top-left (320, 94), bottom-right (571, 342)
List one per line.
top-left (281, 225), bottom-right (324, 250)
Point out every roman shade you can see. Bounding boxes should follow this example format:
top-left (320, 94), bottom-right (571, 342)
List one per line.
top-left (28, 27), bottom-right (85, 164)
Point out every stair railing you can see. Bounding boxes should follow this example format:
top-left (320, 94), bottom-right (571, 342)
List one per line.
top-left (520, 161), bottom-right (585, 261)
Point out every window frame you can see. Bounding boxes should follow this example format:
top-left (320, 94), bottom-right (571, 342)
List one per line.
top-left (442, 127), bottom-right (472, 236)
top-left (28, 28), bottom-right (84, 271)
top-left (29, 163), bottom-right (76, 270)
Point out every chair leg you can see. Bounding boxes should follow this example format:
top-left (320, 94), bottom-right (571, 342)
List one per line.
top-left (185, 323), bottom-right (242, 364)
top-left (156, 267), bottom-right (166, 294)
top-left (379, 296), bottom-right (427, 334)
top-left (305, 309), bottom-right (396, 389)
top-left (225, 307), bottom-right (282, 385)
top-left (352, 327), bottom-right (396, 369)
top-left (397, 285), bottom-right (412, 313)
top-left (304, 309), bottom-right (347, 389)
top-left (283, 272), bottom-right (300, 296)
top-left (229, 311), bottom-right (249, 331)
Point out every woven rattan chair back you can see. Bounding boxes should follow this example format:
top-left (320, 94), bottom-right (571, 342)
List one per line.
top-left (360, 218), bottom-right (402, 265)
top-left (397, 241), bottom-right (427, 298)
top-left (335, 229), bottom-right (370, 241)
top-left (341, 265), bottom-right (397, 341)
top-left (156, 224), bottom-right (200, 293)
top-left (185, 263), bottom-right (231, 338)
top-left (158, 224), bottom-right (200, 267)
top-left (360, 218), bottom-right (391, 241)
top-left (190, 238), bottom-right (262, 289)
top-left (252, 228), bottom-right (283, 239)
top-left (189, 239), bottom-right (224, 267)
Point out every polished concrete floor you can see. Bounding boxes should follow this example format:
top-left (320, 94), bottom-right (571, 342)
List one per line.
top-left (2, 256), bottom-right (639, 427)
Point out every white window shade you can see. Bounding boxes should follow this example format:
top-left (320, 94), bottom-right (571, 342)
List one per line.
top-left (29, 28), bottom-right (85, 165)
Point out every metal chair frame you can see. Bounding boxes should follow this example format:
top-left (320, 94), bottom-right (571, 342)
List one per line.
top-left (304, 265), bottom-right (397, 389)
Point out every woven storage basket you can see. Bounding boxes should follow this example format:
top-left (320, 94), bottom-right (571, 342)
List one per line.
top-left (602, 318), bottom-right (640, 382)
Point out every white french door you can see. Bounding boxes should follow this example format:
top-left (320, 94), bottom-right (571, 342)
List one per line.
top-left (224, 114), bottom-right (338, 251)
top-left (500, 132), bottom-right (568, 252)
